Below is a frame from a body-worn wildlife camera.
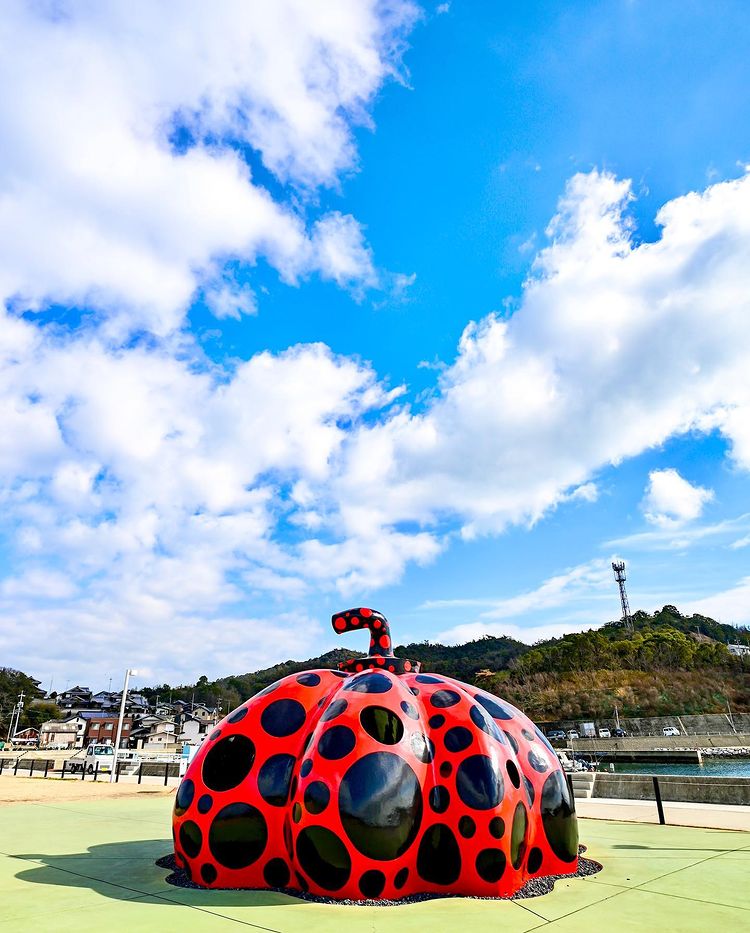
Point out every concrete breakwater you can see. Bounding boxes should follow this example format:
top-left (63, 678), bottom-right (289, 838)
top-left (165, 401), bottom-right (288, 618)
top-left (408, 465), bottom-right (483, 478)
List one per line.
top-left (591, 771), bottom-right (750, 806)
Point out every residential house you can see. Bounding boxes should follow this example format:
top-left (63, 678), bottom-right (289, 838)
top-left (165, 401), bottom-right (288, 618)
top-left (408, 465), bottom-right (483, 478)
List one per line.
top-left (39, 716), bottom-right (87, 748)
top-left (85, 716), bottom-right (133, 748)
top-left (11, 727), bottom-right (39, 746)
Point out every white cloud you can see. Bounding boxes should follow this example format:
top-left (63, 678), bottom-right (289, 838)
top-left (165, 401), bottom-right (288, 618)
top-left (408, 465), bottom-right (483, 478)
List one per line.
top-left (642, 469), bottom-right (714, 527)
top-left (329, 169), bottom-right (750, 542)
top-left (430, 559), bottom-right (614, 644)
top-left (7, 90), bottom-right (750, 683)
top-left (0, 1), bottom-right (417, 334)
top-left (688, 577), bottom-right (750, 626)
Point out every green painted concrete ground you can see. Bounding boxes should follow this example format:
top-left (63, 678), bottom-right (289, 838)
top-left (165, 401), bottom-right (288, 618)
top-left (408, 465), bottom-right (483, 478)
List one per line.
top-left (1, 794), bottom-right (749, 931)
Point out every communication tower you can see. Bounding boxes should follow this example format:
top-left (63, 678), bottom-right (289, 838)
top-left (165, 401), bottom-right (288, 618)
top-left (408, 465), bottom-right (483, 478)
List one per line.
top-left (611, 560), bottom-right (634, 633)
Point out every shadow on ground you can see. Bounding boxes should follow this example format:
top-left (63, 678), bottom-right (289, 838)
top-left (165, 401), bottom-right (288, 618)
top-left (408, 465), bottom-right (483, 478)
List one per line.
top-left (12, 839), bottom-right (601, 909)
top-left (13, 839), bottom-right (307, 909)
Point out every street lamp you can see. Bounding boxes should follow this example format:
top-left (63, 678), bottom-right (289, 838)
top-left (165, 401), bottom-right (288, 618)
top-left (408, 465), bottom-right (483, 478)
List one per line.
top-left (110, 669), bottom-right (138, 783)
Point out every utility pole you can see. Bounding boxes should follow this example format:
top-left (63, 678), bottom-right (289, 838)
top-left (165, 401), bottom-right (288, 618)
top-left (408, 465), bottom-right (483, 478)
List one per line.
top-left (8, 691), bottom-right (25, 741)
top-left (612, 561), bottom-right (634, 633)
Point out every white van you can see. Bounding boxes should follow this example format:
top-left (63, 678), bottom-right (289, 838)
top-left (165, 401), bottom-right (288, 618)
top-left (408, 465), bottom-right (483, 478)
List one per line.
top-left (84, 743), bottom-right (115, 773)
top-left (662, 726), bottom-right (680, 737)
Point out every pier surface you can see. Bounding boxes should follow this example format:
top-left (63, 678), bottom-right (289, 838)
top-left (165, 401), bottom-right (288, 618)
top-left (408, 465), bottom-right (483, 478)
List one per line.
top-left (0, 775), bottom-right (748, 930)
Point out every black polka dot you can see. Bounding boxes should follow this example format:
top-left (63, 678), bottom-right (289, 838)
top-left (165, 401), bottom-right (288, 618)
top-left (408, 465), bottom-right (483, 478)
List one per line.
top-left (296, 826), bottom-right (351, 891)
top-left (201, 863), bottom-right (217, 884)
top-left (528, 748), bottom-right (550, 773)
top-left (292, 802), bottom-right (302, 823)
top-left (197, 794), bottom-right (213, 815)
top-left (283, 818), bottom-right (293, 857)
top-left (343, 672), bottom-right (392, 694)
top-left (524, 775), bottom-right (536, 807)
top-left (179, 820), bottom-right (202, 858)
top-left (415, 675), bottom-right (443, 685)
top-left (359, 869), bottom-right (386, 898)
top-left (444, 726), bottom-right (473, 753)
top-left (297, 672), bottom-right (321, 687)
top-left (417, 824), bottom-right (461, 885)
top-left (208, 803), bottom-right (267, 869)
top-left (474, 694), bottom-right (512, 720)
top-left (318, 725), bottom-right (356, 760)
top-left (209, 729), bottom-right (221, 741)
top-left (256, 680), bottom-right (281, 697)
top-left (429, 785), bottom-right (450, 813)
top-left (521, 728), bottom-right (534, 741)
top-left (295, 871), bottom-right (309, 891)
top-left (290, 776), bottom-right (298, 799)
top-left (360, 706), bottom-right (404, 745)
top-left (257, 753), bottom-right (295, 807)
top-left (541, 770), bottom-right (578, 862)
top-left (339, 752), bottom-right (423, 860)
top-left (303, 732), bottom-right (314, 751)
top-left (470, 704), bottom-right (505, 743)
top-left (300, 759), bottom-right (313, 778)
top-left (439, 761), bottom-right (453, 778)
top-left (528, 847), bottom-right (543, 874)
top-left (430, 689), bottom-right (461, 708)
top-left (476, 848), bottom-right (506, 883)
top-left (504, 730), bottom-right (519, 754)
top-left (400, 700), bottom-right (419, 720)
top-left (202, 735), bottom-right (256, 792)
top-left (332, 670), bottom-right (348, 678)
top-left (321, 699), bottom-right (348, 722)
top-left (535, 727), bottom-right (557, 756)
top-left (409, 686), bottom-right (420, 696)
top-left (174, 778), bottom-right (194, 816)
top-left (458, 815), bottom-right (476, 838)
top-left (410, 732), bottom-right (435, 763)
top-left (261, 699), bottom-right (306, 738)
top-left (394, 867), bottom-right (409, 889)
top-left (490, 816), bottom-right (505, 838)
top-left (304, 780), bottom-right (330, 815)
top-left (456, 754), bottom-right (504, 810)
top-left (506, 760), bottom-right (521, 788)
top-left (428, 714), bottom-right (445, 729)
top-left (510, 801), bottom-right (528, 870)
top-left (227, 705), bottom-right (248, 724)
top-left (264, 858), bottom-right (290, 888)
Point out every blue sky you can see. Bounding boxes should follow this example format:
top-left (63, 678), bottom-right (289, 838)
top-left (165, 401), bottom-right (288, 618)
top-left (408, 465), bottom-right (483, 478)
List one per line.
top-left (2, 1), bottom-right (750, 687)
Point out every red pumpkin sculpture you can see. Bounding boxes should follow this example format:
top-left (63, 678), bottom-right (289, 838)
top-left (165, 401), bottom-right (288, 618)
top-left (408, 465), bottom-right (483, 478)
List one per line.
top-left (172, 608), bottom-right (578, 899)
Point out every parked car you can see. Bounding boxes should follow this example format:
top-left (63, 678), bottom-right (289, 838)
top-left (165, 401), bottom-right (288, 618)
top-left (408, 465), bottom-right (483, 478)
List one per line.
top-left (567, 729), bottom-right (580, 739)
top-left (546, 729), bottom-right (566, 742)
top-left (613, 727), bottom-right (628, 737)
top-left (662, 726), bottom-right (680, 736)
top-left (67, 743), bottom-right (115, 774)
top-left (598, 728), bottom-right (611, 738)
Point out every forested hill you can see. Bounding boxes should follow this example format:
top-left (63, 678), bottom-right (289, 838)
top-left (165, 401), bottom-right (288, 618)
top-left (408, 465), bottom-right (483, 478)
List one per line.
top-left (140, 605), bottom-right (750, 717)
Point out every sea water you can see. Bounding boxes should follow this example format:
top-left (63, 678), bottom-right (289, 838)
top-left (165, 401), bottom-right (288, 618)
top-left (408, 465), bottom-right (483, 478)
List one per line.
top-left (612, 758), bottom-right (750, 778)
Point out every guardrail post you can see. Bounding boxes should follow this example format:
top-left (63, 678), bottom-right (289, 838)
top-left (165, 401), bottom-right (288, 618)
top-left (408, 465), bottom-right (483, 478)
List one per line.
top-left (81, 758), bottom-right (86, 780)
top-left (94, 760), bottom-right (99, 782)
top-left (61, 759), bottom-right (66, 779)
top-left (14, 757), bottom-right (19, 775)
top-left (138, 762), bottom-right (143, 784)
top-left (652, 775), bottom-right (666, 824)
top-left (29, 758), bottom-right (34, 776)
top-left (115, 761), bottom-right (121, 783)
top-left (164, 763), bottom-right (169, 786)
top-left (44, 759), bottom-right (50, 778)
top-left (0, 758), bottom-right (4, 776)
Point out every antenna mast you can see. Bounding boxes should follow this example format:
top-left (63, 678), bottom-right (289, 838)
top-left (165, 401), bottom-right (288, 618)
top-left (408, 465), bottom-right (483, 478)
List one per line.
top-left (612, 560), bottom-right (633, 633)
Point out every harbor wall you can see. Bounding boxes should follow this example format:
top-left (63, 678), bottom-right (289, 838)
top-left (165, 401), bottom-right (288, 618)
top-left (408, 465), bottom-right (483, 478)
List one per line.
top-left (592, 772), bottom-right (750, 806)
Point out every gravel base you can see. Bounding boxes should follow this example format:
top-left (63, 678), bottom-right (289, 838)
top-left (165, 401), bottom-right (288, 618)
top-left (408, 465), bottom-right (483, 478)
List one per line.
top-left (157, 845), bottom-right (601, 905)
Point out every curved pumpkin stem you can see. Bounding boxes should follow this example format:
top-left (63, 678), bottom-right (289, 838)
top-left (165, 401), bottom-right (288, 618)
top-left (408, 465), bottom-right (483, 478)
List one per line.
top-left (331, 607), bottom-right (393, 657)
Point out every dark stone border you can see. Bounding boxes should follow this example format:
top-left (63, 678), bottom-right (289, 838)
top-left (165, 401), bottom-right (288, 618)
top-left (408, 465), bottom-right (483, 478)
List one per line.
top-left (156, 845), bottom-right (601, 905)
